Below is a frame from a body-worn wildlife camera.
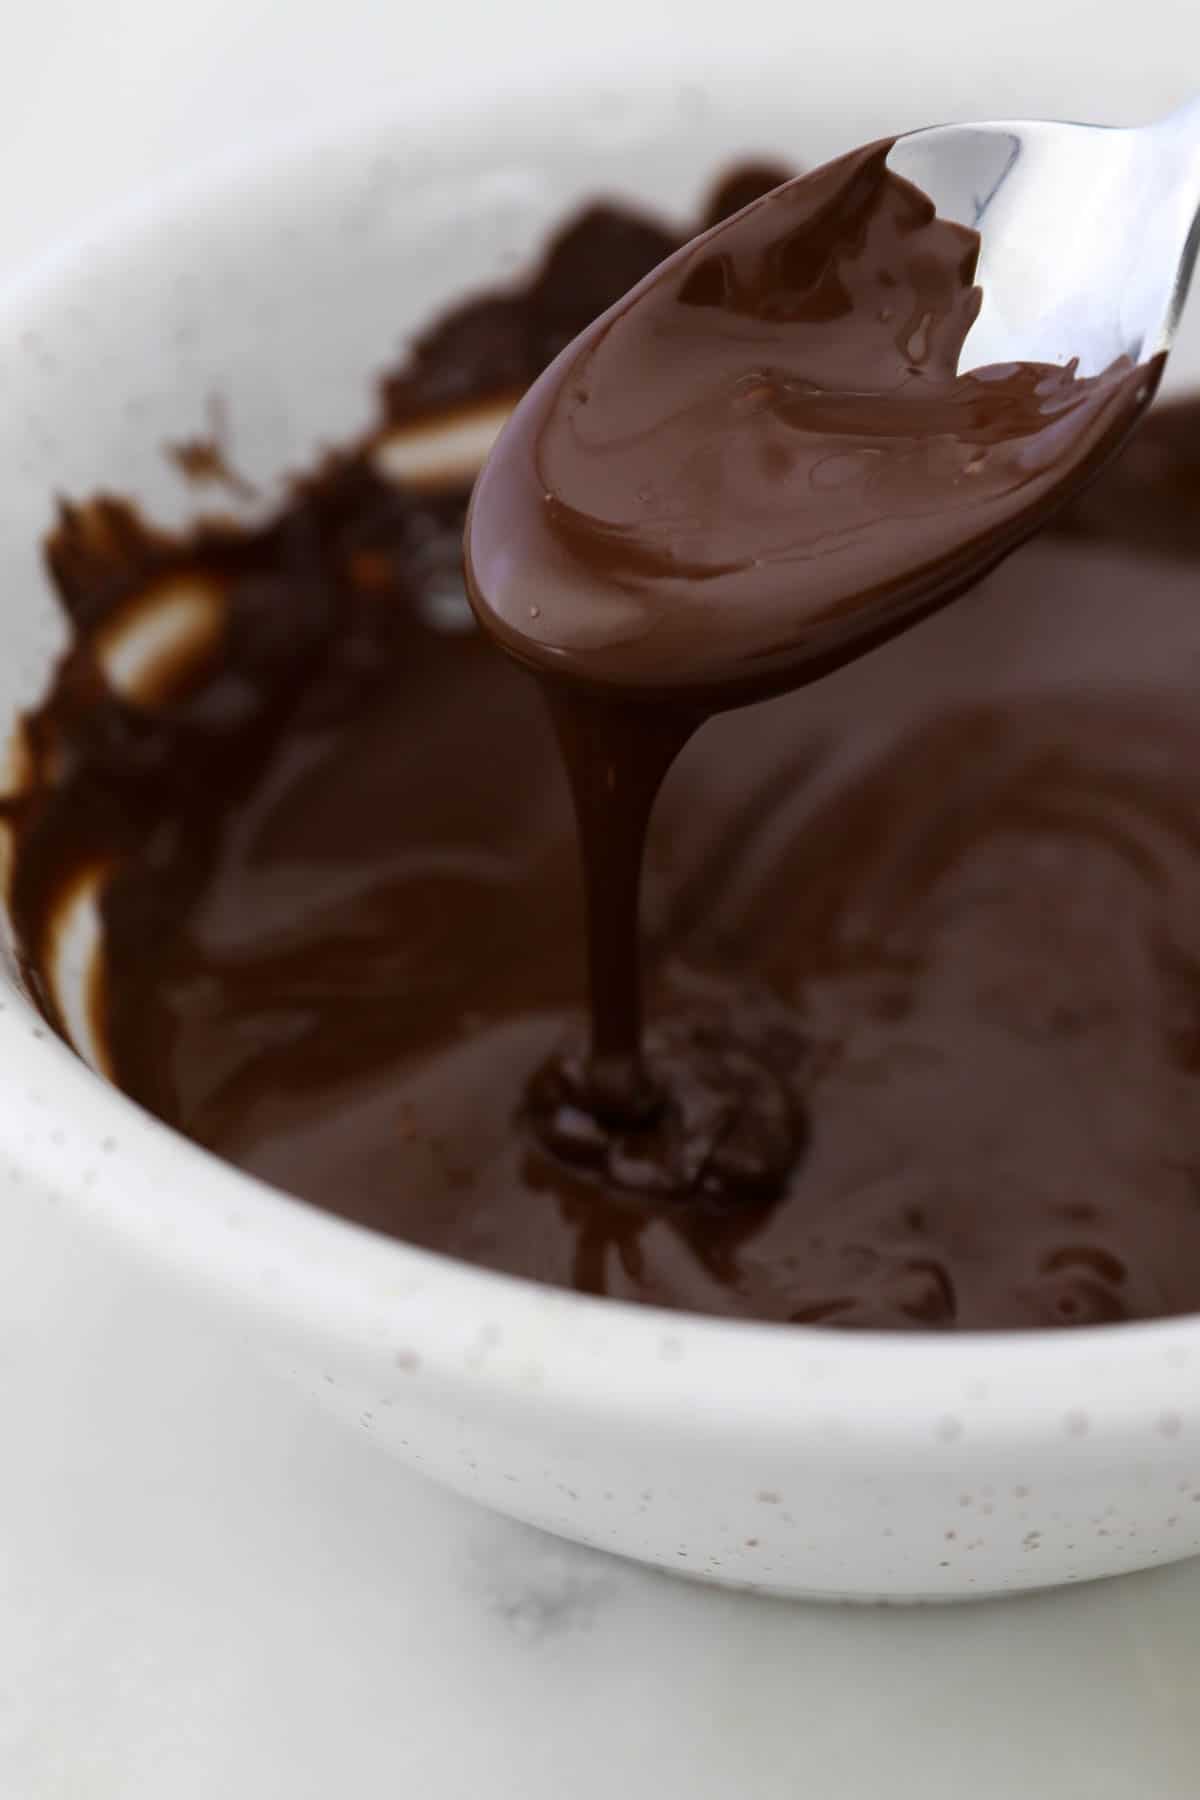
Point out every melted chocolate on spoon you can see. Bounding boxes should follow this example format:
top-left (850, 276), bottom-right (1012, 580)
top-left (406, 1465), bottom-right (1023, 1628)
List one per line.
top-left (6, 159), bottom-right (1199, 1329)
top-left (466, 139), bottom-right (1159, 1204)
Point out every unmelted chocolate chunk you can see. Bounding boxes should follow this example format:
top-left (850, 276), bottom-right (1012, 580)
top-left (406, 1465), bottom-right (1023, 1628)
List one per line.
top-left (380, 202), bottom-right (680, 422)
top-left (6, 160), bottom-right (1200, 1329)
top-left (465, 139), bottom-right (1159, 1210)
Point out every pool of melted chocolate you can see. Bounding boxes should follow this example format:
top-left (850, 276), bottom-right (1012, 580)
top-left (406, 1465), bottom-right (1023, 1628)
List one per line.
top-left (9, 164), bottom-right (1200, 1329)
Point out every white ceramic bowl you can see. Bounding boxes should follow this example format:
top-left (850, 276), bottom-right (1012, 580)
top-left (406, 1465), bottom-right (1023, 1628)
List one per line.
top-left (3, 68), bottom-right (1200, 1602)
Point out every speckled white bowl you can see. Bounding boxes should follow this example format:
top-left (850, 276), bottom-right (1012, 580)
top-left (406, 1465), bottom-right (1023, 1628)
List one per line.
top-left (2, 68), bottom-right (1200, 1601)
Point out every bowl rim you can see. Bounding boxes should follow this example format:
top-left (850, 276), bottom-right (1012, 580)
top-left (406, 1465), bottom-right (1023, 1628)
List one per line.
top-left (2, 89), bottom-right (1198, 1443)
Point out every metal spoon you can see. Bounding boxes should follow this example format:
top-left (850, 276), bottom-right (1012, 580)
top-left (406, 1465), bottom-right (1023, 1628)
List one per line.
top-left (890, 96), bottom-right (1200, 375)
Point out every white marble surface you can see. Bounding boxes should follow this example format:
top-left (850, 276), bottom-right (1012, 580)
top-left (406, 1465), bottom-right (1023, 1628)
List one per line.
top-left (5, 3), bottom-right (1200, 1793)
top-left (6, 1198), bottom-right (1200, 1797)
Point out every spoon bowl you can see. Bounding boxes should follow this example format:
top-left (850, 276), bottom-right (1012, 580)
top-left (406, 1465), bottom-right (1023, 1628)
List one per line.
top-left (466, 117), bottom-right (1181, 705)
